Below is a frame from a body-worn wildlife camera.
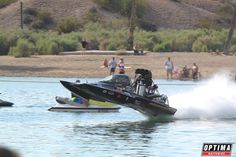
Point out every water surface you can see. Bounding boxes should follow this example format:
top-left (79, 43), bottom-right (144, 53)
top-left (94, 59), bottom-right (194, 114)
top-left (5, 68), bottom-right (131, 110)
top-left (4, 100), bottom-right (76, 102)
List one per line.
top-left (0, 76), bottom-right (236, 157)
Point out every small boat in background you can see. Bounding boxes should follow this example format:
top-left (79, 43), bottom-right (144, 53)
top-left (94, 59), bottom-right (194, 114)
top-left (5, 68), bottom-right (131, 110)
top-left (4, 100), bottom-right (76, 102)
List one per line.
top-left (48, 96), bottom-right (120, 112)
top-left (0, 99), bottom-right (14, 107)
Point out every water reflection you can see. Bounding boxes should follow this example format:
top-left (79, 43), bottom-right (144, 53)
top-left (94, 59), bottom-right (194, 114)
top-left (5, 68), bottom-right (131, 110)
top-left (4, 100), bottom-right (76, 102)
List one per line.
top-left (69, 120), bottom-right (174, 157)
top-left (72, 120), bottom-right (172, 141)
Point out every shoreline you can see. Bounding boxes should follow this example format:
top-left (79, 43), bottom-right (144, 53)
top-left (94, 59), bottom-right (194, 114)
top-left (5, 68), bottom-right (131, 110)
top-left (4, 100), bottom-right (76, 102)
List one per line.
top-left (0, 52), bottom-right (236, 79)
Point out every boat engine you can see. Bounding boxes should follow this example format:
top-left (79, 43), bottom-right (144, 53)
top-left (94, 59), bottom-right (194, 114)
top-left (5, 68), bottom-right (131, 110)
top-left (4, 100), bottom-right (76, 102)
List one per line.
top-left (136, 80), bottom-right (146, 96)
top-left (133, 69), bottom-right (153, 96)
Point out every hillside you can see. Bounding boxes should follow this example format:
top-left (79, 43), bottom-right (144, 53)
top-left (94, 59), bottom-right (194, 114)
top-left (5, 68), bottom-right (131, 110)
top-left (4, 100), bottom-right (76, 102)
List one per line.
top-left (0, 0), bottom-right (228, 29)
top-left (144, 0), bottom-right (226, 29)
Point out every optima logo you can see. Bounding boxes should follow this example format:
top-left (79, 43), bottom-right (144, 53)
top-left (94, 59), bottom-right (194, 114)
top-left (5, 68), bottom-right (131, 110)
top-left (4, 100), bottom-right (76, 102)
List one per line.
top-left (202, 143), bottom-right (233, 156)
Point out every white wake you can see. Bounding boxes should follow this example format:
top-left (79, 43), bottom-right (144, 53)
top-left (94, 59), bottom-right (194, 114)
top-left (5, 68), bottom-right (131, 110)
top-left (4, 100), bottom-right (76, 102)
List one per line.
top-left (170, 73), bottom-right (236, 119)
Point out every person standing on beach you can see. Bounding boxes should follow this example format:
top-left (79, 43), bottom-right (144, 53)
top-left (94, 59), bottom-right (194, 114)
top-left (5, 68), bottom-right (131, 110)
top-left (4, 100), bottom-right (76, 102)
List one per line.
top-left (103, 58), bottom-right (108, 68)
top-left (81, 39), bottom-right (88, 54)
top-left (165, 57), bottom-right (174, 79)
top-left (118, 58), bottom-right (125, 74)
top-left (192, 63), bottom-right (199, 80)
top-left (108, 57), bottom-right (117, 75)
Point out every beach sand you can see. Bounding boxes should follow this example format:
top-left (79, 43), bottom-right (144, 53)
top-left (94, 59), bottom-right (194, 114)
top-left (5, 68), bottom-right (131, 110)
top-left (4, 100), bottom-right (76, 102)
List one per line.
top-left (0, 52), bottom-right (235, 79)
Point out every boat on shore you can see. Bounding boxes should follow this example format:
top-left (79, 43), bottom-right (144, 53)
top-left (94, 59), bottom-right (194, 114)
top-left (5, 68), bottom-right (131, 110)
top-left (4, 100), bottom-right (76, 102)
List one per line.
top-left (48, 96), bottom-right (120, 112)
top-left (60, 69), bottom-right (177, 117)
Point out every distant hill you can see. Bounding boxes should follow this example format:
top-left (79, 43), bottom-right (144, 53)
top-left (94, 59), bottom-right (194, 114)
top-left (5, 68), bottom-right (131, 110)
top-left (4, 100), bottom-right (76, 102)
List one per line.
top-left (0, 0), bottom-right (229, 30)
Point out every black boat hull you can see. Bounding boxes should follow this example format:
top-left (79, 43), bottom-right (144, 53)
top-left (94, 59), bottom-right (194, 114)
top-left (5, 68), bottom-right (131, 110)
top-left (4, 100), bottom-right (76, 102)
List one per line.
top-left (0, 99), bottom-right (14, 107)
top-left (60, 81), bottom-right (177, 117)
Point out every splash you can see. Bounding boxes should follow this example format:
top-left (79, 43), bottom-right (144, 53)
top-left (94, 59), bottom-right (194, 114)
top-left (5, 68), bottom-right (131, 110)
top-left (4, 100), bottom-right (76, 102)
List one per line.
top-left (170, 73), bottom-right (236, 119)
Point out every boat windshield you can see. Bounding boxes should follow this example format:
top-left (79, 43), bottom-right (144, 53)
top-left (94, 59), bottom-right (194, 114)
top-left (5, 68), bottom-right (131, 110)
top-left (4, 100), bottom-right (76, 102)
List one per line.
top-left (100, 75), bottom-right (113, 82)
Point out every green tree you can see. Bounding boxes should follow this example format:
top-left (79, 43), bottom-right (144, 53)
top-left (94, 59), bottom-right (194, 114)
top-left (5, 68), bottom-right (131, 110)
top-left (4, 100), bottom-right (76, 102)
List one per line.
top-left (57, 17), bottom-right (80, 33)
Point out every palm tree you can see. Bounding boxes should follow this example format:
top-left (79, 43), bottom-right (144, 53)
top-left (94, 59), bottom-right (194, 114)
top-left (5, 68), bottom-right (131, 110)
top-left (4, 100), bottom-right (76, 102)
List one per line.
top-left (223, 1), bottom-right (236, 54)
top-left (127, 0), bottom-right (136, 50)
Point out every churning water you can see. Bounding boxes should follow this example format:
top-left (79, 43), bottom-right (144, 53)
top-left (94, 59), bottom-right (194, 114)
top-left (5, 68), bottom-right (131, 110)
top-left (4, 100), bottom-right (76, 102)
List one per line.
top-left (0, 76), bottom-right (236, 157)
top-left (170, 73), bottom-right (236, 119)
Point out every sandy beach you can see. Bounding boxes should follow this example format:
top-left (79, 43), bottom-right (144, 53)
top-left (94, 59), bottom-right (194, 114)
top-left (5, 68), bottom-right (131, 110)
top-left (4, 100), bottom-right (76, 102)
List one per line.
top-left (0, 52), bottom-right (235, 79)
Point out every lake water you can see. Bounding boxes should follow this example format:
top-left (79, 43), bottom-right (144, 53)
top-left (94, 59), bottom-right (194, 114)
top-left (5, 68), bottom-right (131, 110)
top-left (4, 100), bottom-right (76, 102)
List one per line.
top-left (0, 75), bottom-right (236, 157)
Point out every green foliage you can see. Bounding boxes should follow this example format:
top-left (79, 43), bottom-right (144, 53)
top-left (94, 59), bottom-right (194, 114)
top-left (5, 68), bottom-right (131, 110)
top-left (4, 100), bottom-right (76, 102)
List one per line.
top-left (229, 45), bottom-right (236, 54)
top-left (153, 42), bottom-right (172, 52)
top-left (38, 12), bottom-right (54, 25)
top-left (57, 17), bottom-right (81, 33)
top-left (217, 3), bottom-right (234, 20)
top-left (0, 0), bottom-right (16, 9)
top-left (1, 26), bottom-right (236, 55)
top-left (31, 11), bottom-right (54, 30)
top-left (34, 33), bottom-right (79, 54)
top-left (85, 7), bottom-right (101, 23)
top-left (10, 39), bottom-right (34, 57)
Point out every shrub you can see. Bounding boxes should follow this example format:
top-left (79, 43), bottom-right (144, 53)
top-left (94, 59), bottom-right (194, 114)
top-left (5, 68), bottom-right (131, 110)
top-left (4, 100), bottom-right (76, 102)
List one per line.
top-left (23, 8), bottom-right (38, 16)
top-left (107, 42), bottom-right (116, 50)
top-left (10, 39), bottom-right (34, 57)
top-left (138, 20), bottom-right (157, 31)
top-left (85, 7), bottom-right (101, 23)
top-left (35, 38), bottom-right (61, 55)
top-left (38, 11), bottom-right (54, 25)
top-left (87, 40), bottom-right (99, 50)
top-left (192, 38), bottom-right (208, 52)
top-left (229, 45), bottom-right (236, 54)
top-left (153, 42), bottom-right (172, 52)
top-left (23, 9), bottom-right (54, 30)
top-left (31, 11), bottom-right (54, 30)
top-left (58, 38), bottom-right (78, 51)
top-left (99, 39), bottom-right (109, 50)
top-left (23, 15), bottom-right (34, 24)
top-left (0, 27), bottom-right (233, 55)
top-left (47, 42), bottom-right (61, 55)
top-left (57, 17), bottom-right (81, 33)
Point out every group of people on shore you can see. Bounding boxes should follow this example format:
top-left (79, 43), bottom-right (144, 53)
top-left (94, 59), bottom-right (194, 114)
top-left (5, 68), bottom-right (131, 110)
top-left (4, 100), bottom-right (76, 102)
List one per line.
top-left (103, 57), bottom-right (125, 75)
top-left (179, 63), bottom-right (200, 80)
top-left (103, 56), bottom-right (200, 80)
top-left (165, 57), bottom-right (200, 80)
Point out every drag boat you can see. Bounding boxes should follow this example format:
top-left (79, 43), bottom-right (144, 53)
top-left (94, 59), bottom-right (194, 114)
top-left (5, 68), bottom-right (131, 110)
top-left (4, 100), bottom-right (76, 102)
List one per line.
top-left (60, 69), bottom-right (177, 117)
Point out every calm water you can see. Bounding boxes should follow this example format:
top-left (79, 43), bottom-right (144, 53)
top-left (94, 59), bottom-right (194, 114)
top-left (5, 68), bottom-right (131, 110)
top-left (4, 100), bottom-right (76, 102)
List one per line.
top-left (0, 76), bottom-right (236, 157)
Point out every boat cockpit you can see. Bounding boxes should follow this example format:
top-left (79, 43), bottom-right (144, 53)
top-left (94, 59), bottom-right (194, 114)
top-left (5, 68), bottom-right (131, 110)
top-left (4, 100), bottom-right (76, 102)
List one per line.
top-left (100, 74), bottom-right (132, 88)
